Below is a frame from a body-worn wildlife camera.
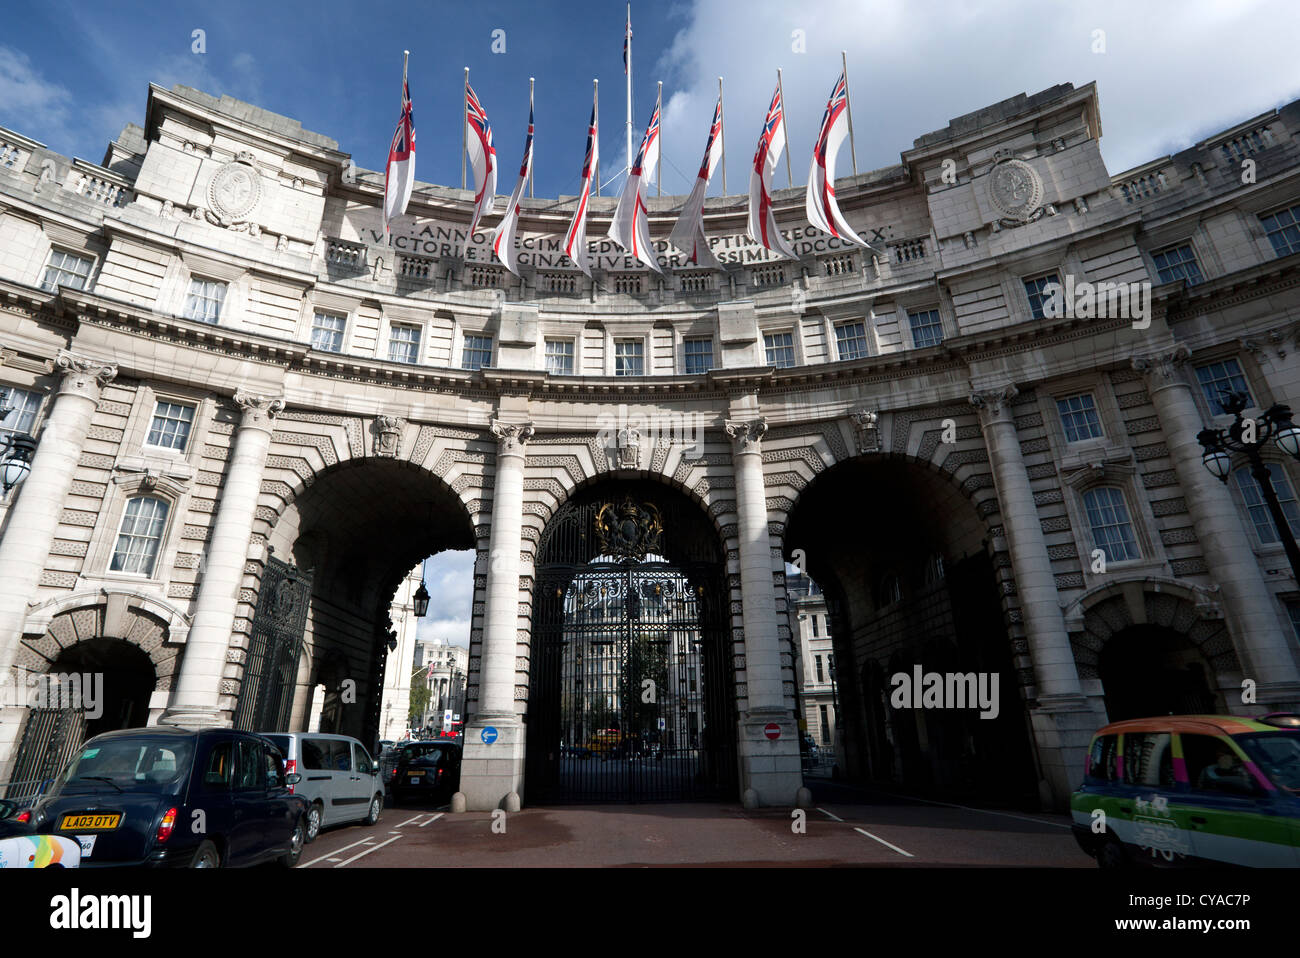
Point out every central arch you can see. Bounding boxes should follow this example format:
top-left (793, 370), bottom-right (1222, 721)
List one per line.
top-left (525, 477), bottom-right (737, 803)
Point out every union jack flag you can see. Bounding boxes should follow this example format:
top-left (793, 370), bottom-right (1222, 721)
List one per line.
top-left (698, 98), bottom-right (722, 179)
top-left (580, 105), bottom-right (597, 180)
top-left (813, 72), bottom-right (848, 168)
top-left (466, 83), bottom-right (496, 182)
top-left (624, 17), bottom-right (632, 74)
top-left (631, 102), bottom-right (659, 177)
top-left (519, 105), bottom-right (534, 178)
top-left (753, 86), bottom-right (783, 174)
top-left (391, 80), bottom-right (414, 161)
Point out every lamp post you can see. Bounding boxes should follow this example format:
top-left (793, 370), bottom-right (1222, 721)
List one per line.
top-left (0, 389), bottom-right (37, 494)
top-left (1197, 389), bottom-right (1300, 585)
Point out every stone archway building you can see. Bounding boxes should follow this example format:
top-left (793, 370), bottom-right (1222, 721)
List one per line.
top-left (1, 80), bottom-right (1299, 809)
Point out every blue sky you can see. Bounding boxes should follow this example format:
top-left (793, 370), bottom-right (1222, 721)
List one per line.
top-left (4, 0), bottom-right (1300, 201)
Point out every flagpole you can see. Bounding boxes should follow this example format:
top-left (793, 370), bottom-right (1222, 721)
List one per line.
top-left (842, 50), bottom-right (858, 176)
top-left (528, 77), bottom-right (535, 199)
top-left (626, 3), bottom-right (633, 175)
top-left (656, 81), bottom-right (663, 197)
top-left (594, 78), bottom-right (601, 198)
top-left (718, 76), bottom-right (726, 196)
top-left (777, 67), bottom-right (792, 188)
top-left (461, 67), bottom-right (469, 191)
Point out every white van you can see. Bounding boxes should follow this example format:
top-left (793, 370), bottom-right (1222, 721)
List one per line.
top-left (262, 733), bottom-right (383, 842)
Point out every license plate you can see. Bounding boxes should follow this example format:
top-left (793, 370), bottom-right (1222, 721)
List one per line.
top-left (76, 835), bottom-right (97, 857)
top-left (407, 775), bottom-right (421, 783)
top-left (60, 814), bottom-right (121, 831)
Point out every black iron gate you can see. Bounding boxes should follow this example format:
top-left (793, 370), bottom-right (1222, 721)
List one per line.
top-left (233, 555), bottom-right (312, 732)
top-left (526, 486), bottom-right (736, 803)
top-left (4, 706), bottom-right (85, 804)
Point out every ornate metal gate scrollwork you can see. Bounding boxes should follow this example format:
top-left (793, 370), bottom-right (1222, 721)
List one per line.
top-left (526, 484), bottom-right (736, 803)
top-left (234, 555), bottom-right (313, 732)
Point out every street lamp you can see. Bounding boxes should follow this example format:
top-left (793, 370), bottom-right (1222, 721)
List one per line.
top-left (1198, 389), bottom-right (1300, 583)
top-left (0, 389), bottom-right (36, 493)
top-left (413, 557), bottom-right (430, 617)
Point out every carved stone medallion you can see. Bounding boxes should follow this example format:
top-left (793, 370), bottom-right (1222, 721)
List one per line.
top-left (207, 151), bottom-right (262, 226)
top-left (987, 155), bottom-right (1043, 224)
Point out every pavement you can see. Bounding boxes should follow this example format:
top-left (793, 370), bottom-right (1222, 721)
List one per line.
top-left (297, 778), bottom-right (1090, 868)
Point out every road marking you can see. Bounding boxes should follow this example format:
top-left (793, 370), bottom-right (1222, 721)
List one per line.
top-left (300, 835), bottom-right (376, 868)
top-left (897, 794), bottom-right (1072, 830)
top-left (815, 807), bottom-right (843, 822)
top-left (854, 827), bottom-right (914, 858)
top-left (396, 814), bottom-right (425, 828)
top-left (419, 813), bottom-right (444, 827)
top-left (334, 834), bottom-right (403, 867)
top-left (326, 858), bottom-right (341, 863)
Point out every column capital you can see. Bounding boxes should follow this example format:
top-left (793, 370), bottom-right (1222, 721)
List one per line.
top-left (490, 419), bottom-right (535, 455)
top-left (55, 351), bottom-right (117, 401)
top-left (233, 391), bottom-right (285, 432)
top-left (969, 383), bottom-right (1019, 424)
top-left (1130, 342), bottom-right (1192, 389)
top-left (725, 417), bottom-right (768, 452)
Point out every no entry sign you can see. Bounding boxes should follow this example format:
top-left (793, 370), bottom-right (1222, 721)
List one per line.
top-left (764, 723), bottom-right (781, 740)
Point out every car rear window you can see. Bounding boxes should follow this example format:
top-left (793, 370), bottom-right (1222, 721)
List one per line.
top-left (264, 735), bottom-right (291, 758)
top-left (1122, 732), bottom-right (1175, 788)
top-left (1086, 735), bottom-right (1118, 781)
top-left (56, 736), bottom-right (194, 791)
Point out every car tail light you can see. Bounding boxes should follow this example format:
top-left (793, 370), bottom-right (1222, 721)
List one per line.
top-left (156, 807), bottom-right (178, 844)
top-left (285, 759), bottom-right (297, 793)
top-left (16, 809), bottom-right (30, 824)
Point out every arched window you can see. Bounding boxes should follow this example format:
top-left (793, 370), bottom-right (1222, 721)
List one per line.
top-left (878, 572), bottom-right (902, 608)
top-left (1082, 486), bottom-right (1140, 563)
top-left (1234, 463), bottom-right (1300, 544)
top-left (110, 496), bottom-right (170, 576)
top-left (923, 553), bottom-right (945, 585)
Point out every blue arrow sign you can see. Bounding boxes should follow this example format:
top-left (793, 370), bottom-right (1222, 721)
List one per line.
top-left (481, 726), bottom-right (498, 745)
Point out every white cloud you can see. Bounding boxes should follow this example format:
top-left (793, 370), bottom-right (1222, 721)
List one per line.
top-left (654, 0), bottom-right (1300, 191)
top-left (414, 550), bottom-right (476, 649)
top-left (0, 45), bottom-right (74, 143)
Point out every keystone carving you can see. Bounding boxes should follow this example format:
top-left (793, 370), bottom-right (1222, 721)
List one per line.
top-left (374, 415), bottom-right (404, 458)
top-left (849, 407), bottom-right (880, 454)
top-left (615, 423), bottom-right (641, 469)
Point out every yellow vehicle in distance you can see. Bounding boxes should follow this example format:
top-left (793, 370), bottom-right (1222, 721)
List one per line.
top-left (587, 729), bottom-right (622, 757)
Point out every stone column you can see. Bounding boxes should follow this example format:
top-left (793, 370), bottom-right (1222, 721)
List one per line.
top-left (970, 384), bottom-right (1097, 805)
top-left (458, 418), bottom-right (532, 811)
top-left (161, 392), bottom-right (282, 728)
top-left (725, 417), bottom-right (803, 807)
top-left (1133, 344), bottom-right (1300, 706)
top-left (0, 353), bottom-right (116, 777)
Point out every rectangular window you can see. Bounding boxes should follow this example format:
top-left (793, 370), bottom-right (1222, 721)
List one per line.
top-left (1083, 487), bottom-right (1141, 563)
top-left (0, 386), bottom-right (41, 436)
top-left (1260, 203), bottom-right (1300, 258)
top-left (764, 331), bottom-right (795, 368)
top-left (811, 615), bottom-right (819, 637)
top-left (145, 400), bottom-right (196, 452)
top-left (1151, 243), bottom-right (1204, 286)
top-left (1288, 601), bottom-right (1300, 643)
top-left (110, 497), bottom-right (169, 576)
top-left (614, 339), bottom-right (644, 377)
top-left (1235, 463), bottom-right (1300, 544)
top-left (461, 334), bottom-right (493, 371)
top-left (40, 249), bottom-right (94, 292)
top-left (834, 321), bottom-right (869, 361)
top-left (819, 705), bottom-right (830, 743)
top-left (1122, 732), bottom-right (1175, 788)
top-left (907, 308), bottom-right (945, 348)
top-left (1023, 273), bottom-right (1060, 320)
top-left (544, 339), bottom-right (574, 376)
top-left (1086, 735), bottom-right (1119, 782)
top-left (1056, 394), bottom-right (1104, 442)
top-left (1195, 358), bottom-right (1253, 415)
top-left (815, 656), bottom-right (824, 683)
top-left (388, 324), bottom-right (421, 364)
top-left (683, 337), bottom-right (714, 375)
top-left (310, 312), bottom-right (346, 353)
top-left (184, 278), bottom-right (226, 324)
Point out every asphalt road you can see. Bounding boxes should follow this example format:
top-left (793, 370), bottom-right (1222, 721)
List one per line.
top-left (297, 781), bottom-right (1089, 868)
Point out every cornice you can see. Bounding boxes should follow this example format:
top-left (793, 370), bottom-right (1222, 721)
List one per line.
top-left (1162, 251), bottom-right (1300, 323)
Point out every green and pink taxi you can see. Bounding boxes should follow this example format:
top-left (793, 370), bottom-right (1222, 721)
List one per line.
top-left (1071, 714), bottom-right (1300, 867)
